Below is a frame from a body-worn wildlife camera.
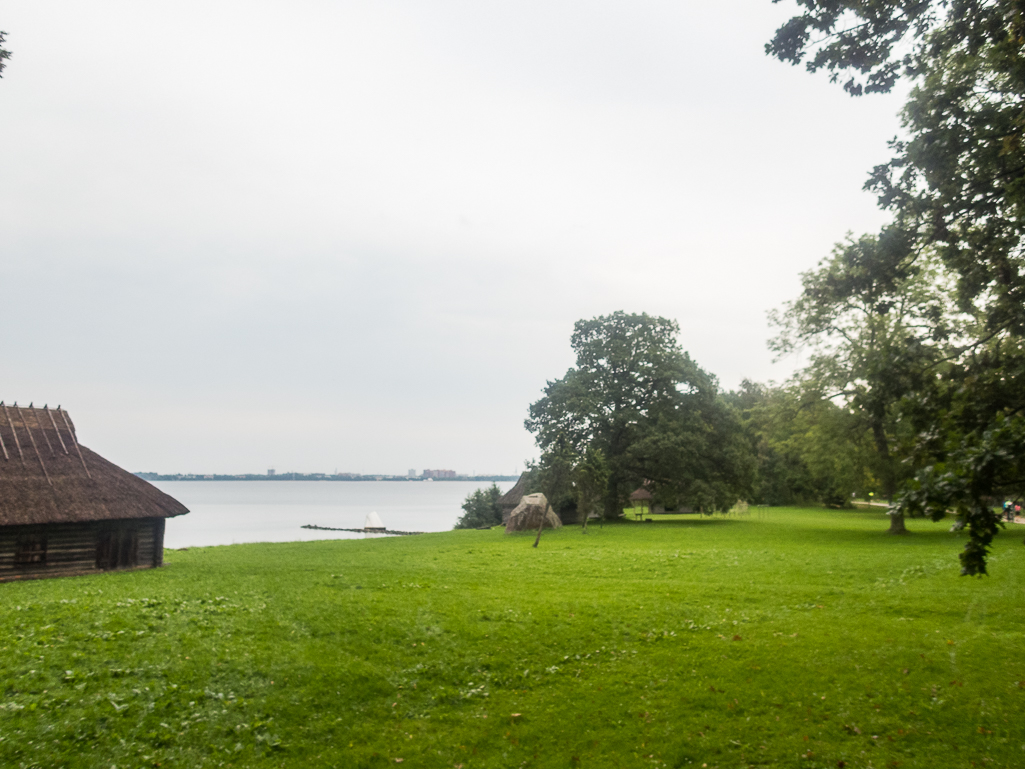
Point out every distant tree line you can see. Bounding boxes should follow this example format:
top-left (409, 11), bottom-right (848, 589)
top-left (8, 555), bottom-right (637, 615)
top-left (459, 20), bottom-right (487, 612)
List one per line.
top-left (518, 311), bottom-right (893, 526)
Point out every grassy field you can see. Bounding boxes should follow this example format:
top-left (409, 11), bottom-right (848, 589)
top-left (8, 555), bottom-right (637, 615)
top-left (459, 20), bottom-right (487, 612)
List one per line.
top-left (1, 507), bottom-right (1023, 769)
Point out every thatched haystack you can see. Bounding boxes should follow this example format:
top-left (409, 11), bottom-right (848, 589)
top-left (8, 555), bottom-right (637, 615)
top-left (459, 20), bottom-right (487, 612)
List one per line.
top-left (505, 493), bottom-right (562, 533)
top-left (0, 403), bottom-right (188, 581)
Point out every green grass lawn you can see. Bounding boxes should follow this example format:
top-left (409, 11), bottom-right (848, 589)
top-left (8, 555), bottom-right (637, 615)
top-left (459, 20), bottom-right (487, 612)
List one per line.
top-left (1, 507), bottom-right (1024, 769)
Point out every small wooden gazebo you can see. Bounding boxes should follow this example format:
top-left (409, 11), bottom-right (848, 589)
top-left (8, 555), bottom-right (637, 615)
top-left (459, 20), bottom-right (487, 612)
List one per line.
top-left (629, 487), bottom-right (653, 519)
top-left (0, 403), bottom-right (188, 581)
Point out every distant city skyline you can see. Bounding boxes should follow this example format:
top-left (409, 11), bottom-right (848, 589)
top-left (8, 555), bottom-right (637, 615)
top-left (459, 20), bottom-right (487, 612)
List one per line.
top-left (135, 470), bottom-right (519, 482)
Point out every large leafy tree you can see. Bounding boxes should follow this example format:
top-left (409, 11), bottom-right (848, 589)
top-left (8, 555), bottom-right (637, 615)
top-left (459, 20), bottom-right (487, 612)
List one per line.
top-left (526, 312), bottom-right (750, 518)
top-left (768, 0), bottom-right (1025, 573)
top-left (769, 234), bottom-right (961, 531)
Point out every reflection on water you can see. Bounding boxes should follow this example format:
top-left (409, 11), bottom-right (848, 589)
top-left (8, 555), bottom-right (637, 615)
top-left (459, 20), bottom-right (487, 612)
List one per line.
top-left (154, 480), bottom-right (514, 549)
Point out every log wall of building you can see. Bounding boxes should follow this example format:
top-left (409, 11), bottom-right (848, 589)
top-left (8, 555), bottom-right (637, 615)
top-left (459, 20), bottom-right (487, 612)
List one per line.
top-left (0, 518), bottom-right (164, 582)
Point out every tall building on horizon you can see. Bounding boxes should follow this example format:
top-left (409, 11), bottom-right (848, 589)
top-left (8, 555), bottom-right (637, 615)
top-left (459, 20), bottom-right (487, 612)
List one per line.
top-left (421, 469), bottom-right (456, 479)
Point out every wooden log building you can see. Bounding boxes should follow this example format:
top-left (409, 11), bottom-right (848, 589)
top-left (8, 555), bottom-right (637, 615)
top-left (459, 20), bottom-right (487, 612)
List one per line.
top-left (0, 402), bottom-right (188, 581)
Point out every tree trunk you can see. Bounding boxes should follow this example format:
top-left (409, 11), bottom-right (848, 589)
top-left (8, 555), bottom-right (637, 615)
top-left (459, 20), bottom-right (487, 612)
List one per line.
top-left (603, 493), bottom-right (619, 521)
top-left (870, 420), bottom-right (897, 501)
top-left (603, 469), bottom-right (625, 522)
top-left (888, 509), bottom-right (908, 535)
top-left (532, 510), bottom-right (546, 548)
top-left (870, 416), bottom-right (907, 535)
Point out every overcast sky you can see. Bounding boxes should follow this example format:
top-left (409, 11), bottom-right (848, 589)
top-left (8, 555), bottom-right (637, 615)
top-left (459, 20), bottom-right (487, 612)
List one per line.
top-left (1, 1), bottom-right (904, 475)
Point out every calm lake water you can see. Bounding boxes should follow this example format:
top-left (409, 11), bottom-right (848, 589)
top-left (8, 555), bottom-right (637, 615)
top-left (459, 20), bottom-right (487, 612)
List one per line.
top-left (154, 480), bottom-right (515, 549)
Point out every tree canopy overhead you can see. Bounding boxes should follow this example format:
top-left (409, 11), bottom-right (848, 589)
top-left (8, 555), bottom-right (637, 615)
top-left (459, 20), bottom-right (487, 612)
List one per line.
top-left (768, 0), bottom-right (1025, 574)
top-left (770, 0), bottom-right (1025, 334)
top-left (767, 1), bottom-right (1015, 95)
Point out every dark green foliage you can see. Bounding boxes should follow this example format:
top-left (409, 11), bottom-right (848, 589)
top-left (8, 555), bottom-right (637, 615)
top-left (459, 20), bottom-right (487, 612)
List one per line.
top-left (767, 0), bottom-right (944, 96)
top-left (534, 436), bottom-right (579, 525)
top-left (573, 447), bottom-right (609, 531)
top-left (527, 312), bottom-right (751, 517)
top-left (768, 0), bottom-right (1025, 570)
top-left (524, 445), bottom-right (609, 529)
top-left (727, 380), bottom-right (876, 507)
top-left (453, 483), bottom-right (503, 529)
top-left (895, 339), bottom-right (1025, 573)
top-left (0, 31), bottom-right (10, 78)
top-left (769, 237), bottom-right (957, 512)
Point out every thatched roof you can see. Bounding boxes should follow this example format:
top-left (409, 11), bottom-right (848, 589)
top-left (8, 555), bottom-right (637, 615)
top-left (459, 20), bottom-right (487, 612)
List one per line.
top-left (498, 472), bottom-right (530, 523)
top-left (629, 487), bottom-right (653, 502)
top-left (0, 403), bottom-right (188, 526)
top-left (498, 472), bottom-right (529, 509)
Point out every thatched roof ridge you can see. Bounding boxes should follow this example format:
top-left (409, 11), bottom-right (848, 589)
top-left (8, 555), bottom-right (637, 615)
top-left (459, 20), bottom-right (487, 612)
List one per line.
top-left (498, 471), bottom-right (531, 523)
top-left (498, 472), bottom-right (529, 507)
top-left (0, 403), bottom-right (188, 526)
